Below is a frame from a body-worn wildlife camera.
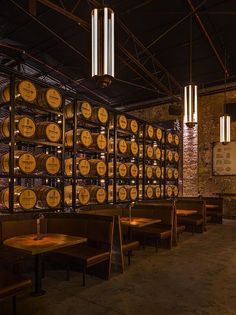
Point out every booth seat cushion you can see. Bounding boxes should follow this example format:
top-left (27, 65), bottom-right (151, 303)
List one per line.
top-left (54, 244), bottom-right (110, 268)
top-left (178, 216), bottom-right (203, 226)
top-left (122, 240), bottom-right (140, 252)
top-left (138, 226), bottom-right (172, 239)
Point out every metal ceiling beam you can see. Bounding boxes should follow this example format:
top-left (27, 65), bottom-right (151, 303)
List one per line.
top-left (186, 0), bottom-right (229, 77)
top-left (36, 0), bottom-right (89, 30)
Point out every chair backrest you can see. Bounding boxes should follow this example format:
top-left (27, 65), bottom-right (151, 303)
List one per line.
top-left (46, 213), bottom-right (114, 246)
top-left (175, 199), bottom-right (205, 215)
top-left (0, 218), bottom-right (47, 243)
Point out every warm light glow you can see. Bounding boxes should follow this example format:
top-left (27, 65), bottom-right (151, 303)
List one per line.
top-left (184, 84), bottom-right (198, 128)
top-left (91, 7), bottom-right (115, 86)
top-left (220, 114), bottom-right (230, 144)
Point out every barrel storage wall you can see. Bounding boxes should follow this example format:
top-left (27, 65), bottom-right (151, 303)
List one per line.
top-left (0, 70), bottom-right (179, 213)
top-left (0, 74), bottom-right (63, 213)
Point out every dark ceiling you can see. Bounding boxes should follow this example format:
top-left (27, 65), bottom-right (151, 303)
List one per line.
top-left (0, 0), bottom-right (236, 110)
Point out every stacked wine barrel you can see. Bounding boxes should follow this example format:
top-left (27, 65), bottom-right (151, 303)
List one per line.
top-left (64, 185), bottom-right (106, 206)
top-left (108, 185), bottom-right (138, 202)
top-left (65, 158), bottom-right (106, 177)
top-left (0, 185), bottom-right (61, 210)
top-left (0, 80), bottom-right (62, 110)
top-left (164, 131), bottom-right (180, 198)
top-left (0, 115), bottom-right (62, 143)
top-left (0, 151), bottom-right (60, 175)
top-left (65, 101), bottom-right (109, 125)
top-left (139, 185), bottom-right (162, 199)
top-left (65, 129), bottom-right (107, 151)
top-left (117, 115), bottom-right (139, 135)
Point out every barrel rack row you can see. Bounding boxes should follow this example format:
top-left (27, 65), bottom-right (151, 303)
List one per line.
top-left (0, 65), bottom-right (179, 213)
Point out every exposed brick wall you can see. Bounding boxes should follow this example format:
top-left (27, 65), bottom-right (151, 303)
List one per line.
top-left (130, 89), bottom-right (236, 217)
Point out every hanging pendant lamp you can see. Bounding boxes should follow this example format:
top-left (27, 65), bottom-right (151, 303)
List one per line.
top-left (220, 56), bottom-right (230, 145)
top-left (184, 17), bottom-right (198, 128)
top-left (220, 114), bottom-right (230, 144)
top-left (91, 7), bottom-right (114, 88)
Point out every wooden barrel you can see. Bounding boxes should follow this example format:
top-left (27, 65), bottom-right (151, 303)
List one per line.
top-left (108, 162), bottom-right (113, 177)
top-left (145, 185), bottom-right (154, 199)
top-left (154, 147), bottom-right (161, 160)
top-left (173, 168), bottom-right (179, 179)
top-left (35, 186), bottom-right (61, 209)
top-left (0, 151), bottom-right (36, 174)
top-left (155, 128), bottom-right (163, 141)
top-left (89, 159), bottom-right (107, 177)
top-left (139, 164), bottom-right (143, 178)
top-left (117, 115), bottom-right (127, 130)
top-left (166, 185), bottom-right (173, 198)
top-left (87, 185), bottom-right (106, 203)
top-left (64, 185), bottom-right (90, 206)
top-left (167, 132), bottom-right (173, 144)
top-left (92, 133), bottom-right (107, 151)
top-left (0, 80), bottom-right (37, 104)
top-left (139, 144), bottom-right (143, 158)
top-left (109, 138), bottom-right (114, 153)
top-left (174, 151), bottom-right (179, 162)
top-left (117, 139), bottom-right (127, 154)
top-left (161, 167), bottom-right (165, 179)
top-left (117, 186), bottom-right (127, 201)
top-left (126, 163), bottom-right (138, 178)
top-left (159, 185), bottom-right (163, 197)
top-left (146, 125), bottom-right (154, 139)
top-left (65, 129), bottom-right (92, 148)
top-left (154, 166), bottom-right (161, 178)
top-left (36, 122), bottom-right (61, 143)
top-left (127, 141), bottom-right (138, 156)
top-left (146, 146), bottom-right (154, 159)
top-left (36, 153), bottom-right (60, 175)
top-left (64, 157), bottom-right (90, 176)
top-left (167, 150), bottom-right (173, 162)
top-left (65, 100), bottom-right (92, 120)
top-left (161, 149), bottom-right (165, 161)
top-left (152, 185), bottom-right (161, 198)
top-left (166, 168), bottom-right (173, 179)
top-left (146, 166), bottom-right (153, 179)
top-left (126, 186), bottom-right (138, 201)
top-left (37, 87), bottom-right (62, 110)
top-left (0, 115), bottom-right (36, 138)
top-left (174, 134), bottom-right (180, 146)
top-left (173, 185), bottom-right (178, 197)
top-left (128, 119), bottom-right (138, 134)
top-left (0, 185), bottom-right (37, 210)
top-left (117, 162), bottom-right (128, 178)
top-left (92, 106), bottom-right (109, 124)
top-left (108, 185), bottom-right (113, 202)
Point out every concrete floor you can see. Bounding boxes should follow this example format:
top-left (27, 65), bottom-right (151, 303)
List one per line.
top-left (2, 220), bottom-right (236, 315)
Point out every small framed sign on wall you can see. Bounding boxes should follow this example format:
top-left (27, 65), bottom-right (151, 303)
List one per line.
top-left (213, 141), bottom-right (236, 175)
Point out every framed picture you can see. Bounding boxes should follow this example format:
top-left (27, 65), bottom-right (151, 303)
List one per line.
top-left (213, 141), bottom-right (236, 175)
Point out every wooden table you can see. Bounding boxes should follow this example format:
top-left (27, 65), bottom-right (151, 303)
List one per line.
top-left (120, 217), bottom-right (161, 240)
top-left (176, 210), bottom-right (198, 216)
top-left (120, 217), bottom-right (161, 228)
top-left (205, 204), bottom-right (219, 209)
top-left (4, 233), bottom-right (87, 296)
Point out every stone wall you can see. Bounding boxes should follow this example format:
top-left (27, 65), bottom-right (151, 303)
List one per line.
top-left (130, 89), bottom-right (236, 217)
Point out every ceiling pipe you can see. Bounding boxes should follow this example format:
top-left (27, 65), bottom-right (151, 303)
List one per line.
top-left (186, 0), bottom-right (229, 77)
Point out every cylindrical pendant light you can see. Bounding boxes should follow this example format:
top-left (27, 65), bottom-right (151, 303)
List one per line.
top-left (220, 114), bottom-right (230, 144)
top-left (184, 17), bottom-right (198, 128)
top-left (184, 84), bottom-right (198, 128)
top-left (91, 7), bottom-right (114, 88)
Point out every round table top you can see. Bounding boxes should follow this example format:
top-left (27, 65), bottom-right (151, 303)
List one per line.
top-left (3, 233), bottom-right (87, 255)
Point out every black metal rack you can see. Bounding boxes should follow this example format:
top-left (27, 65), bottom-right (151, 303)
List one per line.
top-left (141, 124), bottom-right (164, 201)
top-left (0, 72), bottom-right (69, 213)
top-left (163, 130), bottom-right (180, 199)
top-left (0, 65), bottom-right (180, 214)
